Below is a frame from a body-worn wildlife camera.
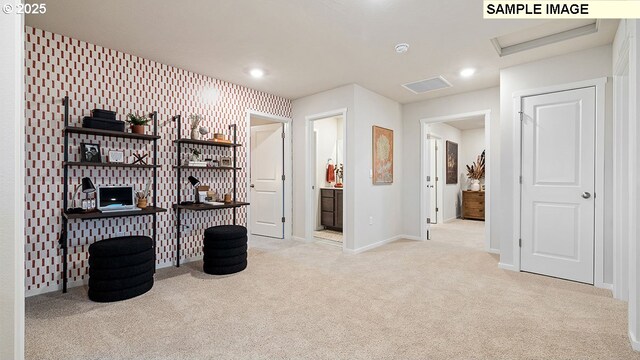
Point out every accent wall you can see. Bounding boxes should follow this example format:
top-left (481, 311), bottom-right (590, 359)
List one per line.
top-left (24, 27), bottom-right (291, 295)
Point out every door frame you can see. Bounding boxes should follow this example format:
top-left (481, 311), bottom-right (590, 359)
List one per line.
top-left (512, 77), bottom-right (607, 289)
top-left (305, 108), bottom-right (348, 252)
top-left (245, 110), bottom-right (293, 241)
top-left (419, 110), bottom-right (492, 253)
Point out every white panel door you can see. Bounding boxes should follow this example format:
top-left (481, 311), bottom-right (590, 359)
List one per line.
top-left (521, 87), bottom-right (596, 284)
top-left (250, 123), bottom-right (284, 239)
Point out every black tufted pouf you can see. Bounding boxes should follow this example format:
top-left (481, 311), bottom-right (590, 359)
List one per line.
top-left (204, 225), bottom-right (247, 241)
top-left (88, 236), bottom-right (155, 302)
top-left (202, 225), bottom-right (248, 275)
top-left (203, 261), bottom-right (248, 276)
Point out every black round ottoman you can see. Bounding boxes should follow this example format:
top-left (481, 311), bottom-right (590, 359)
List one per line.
top-left (88, 236), bottom-right (155, 302)
top-left (203, 225), bottom-right (248, 275)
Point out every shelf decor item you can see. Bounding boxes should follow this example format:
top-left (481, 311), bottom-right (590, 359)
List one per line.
top-left (80, 142), bottom-right (102, 163)
top-left (446, 141), bottom-right (458, 184)
top-left (67, 177), bottom-right (96, 213)
top-left (108, 150), bottom-right (124, 163)
top-left (126, 113), bottom-right (151, 134)
top-left (136, 180), bottom-right (152, 209)
top-left (372, 125), bottom-right (393, 184)
top-left (189, 114), bottom-right (203, 140)
top-left (220, 157), bottom-right (232, 167)
top-left (465, 150), bottom-right (485, 191)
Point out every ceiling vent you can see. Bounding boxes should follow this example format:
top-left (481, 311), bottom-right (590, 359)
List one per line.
top-left (491, 20), bottom-right (599, 57)
top-left (402, 76), bottom-right (452, 94)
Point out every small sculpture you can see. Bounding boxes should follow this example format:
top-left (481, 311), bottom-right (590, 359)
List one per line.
top-left (189, 114), bottom-right (203, 140)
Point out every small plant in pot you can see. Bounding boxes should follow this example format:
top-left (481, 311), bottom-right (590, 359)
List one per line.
top-left (466, 150), bottom-right (485, 191)
top-left (126, 113), bottom-right (151, 134)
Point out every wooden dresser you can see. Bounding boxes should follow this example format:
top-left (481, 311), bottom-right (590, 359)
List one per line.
top-left (320, 188), bottom-right (343, 231)
top-left (462, 191), bottom-right (485, 221)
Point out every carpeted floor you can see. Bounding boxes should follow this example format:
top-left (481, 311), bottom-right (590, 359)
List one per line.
top-left (25, 220), bottom-right (639, 359)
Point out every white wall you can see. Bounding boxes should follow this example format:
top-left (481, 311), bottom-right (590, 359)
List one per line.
top-left (291, 85), bottom-right (356, 249)
top-left (427, 123), bottom-right (462, 221)
top-left (0, 12), bottom-right (25, 360)
top-left (499, 45), bottom-right (614, 283)
top-left (402, 87), bottom-right (500, 250)
top-left (291, 84), bottom-right (403, 251)
top-left (460, 128), bottom-right (486, 189)
top-left (352, 85), bottom-right (404, 250)
top-left (613, 19), bottom-right (640, 351)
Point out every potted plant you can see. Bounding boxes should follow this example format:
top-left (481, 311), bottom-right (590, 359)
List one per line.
top-left (126, 113), bottom-right (150, 134)
top-left (465, 150), bottom-right (485, 191)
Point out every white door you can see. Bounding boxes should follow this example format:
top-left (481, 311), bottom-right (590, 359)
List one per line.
top-left (520, 87), bottom-right (596, 284)
top-left (424, 134), bottom-right (434, 237)
top-left (429, 137), bottom-right (442, 224)
top-left (250, 123), bottom-right (284, 239)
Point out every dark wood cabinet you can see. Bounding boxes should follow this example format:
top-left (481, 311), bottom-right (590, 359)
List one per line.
top-left (462, 190), bottom-right (485, 220)
top-left (321, 188), bottom-right (343, 231)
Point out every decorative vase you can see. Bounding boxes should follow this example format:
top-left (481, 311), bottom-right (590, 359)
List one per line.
top-left (470, 179), bottom-right (481, 191)
top-left (131, 125), bottom-right (145, 134)
top-left (191, 128), bottom-right (200, 140)
top-left (137, 198), bottom-right (147, 209)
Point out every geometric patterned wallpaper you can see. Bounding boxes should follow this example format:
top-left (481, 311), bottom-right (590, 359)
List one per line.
top-left (24, 26), bottom-right (292, 295)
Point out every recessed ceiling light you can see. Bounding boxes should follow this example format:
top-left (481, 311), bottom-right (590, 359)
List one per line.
top-left (460, 68), bottom-right (476, 77)
top-left (395, 43), bottom-right (409, 54)
top-left (249, 68), bottom-right (265, 78)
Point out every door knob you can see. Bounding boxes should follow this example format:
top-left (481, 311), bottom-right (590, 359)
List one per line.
top-left (250, 184), bottom-right (255, 188)
top-left (581, 192), bottom-right (591, 199)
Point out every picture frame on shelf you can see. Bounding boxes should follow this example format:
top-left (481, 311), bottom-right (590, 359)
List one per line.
top-left (220, 157), bottom-right (232, 167)
top-left (80, 142), bottom-right (102, 163)
top-left (108, 150), bottom-right (125, 163)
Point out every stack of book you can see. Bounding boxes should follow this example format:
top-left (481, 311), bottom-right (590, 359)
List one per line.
top-left (188, 161), bottom-right (207, 167)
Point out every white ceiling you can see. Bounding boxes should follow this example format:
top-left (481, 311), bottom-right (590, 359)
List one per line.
top-left (25, 0), bottom-right (618, 104)
top-left (443, 116), bottom-right (485, 131)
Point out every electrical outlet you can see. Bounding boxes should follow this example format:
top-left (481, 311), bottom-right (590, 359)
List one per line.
top-left (369, 216), bottom-right (373, 225)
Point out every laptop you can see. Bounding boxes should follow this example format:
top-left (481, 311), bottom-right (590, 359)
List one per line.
top-left (97, 186), bottom-right (142, 212)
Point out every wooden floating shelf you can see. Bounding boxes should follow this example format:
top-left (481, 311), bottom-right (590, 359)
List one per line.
top-left (172, 202), bottom-right (249, 211)
top-left (174, 138), bottom-right (241, 147)
top-left (64, 206), bottom-right (167, 220)
top-left (173, 166), bottom-right (240, 170)
top-left (64, 162), bottom-right (158, 169)
top-left (64, 126), bottom-right (160, 141)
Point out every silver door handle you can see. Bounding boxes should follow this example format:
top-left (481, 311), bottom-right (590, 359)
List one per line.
top-left (581, 192), bottom-right (591, 199)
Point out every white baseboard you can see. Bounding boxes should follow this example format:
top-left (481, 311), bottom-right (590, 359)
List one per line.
top-left (595, 282), bottom-right (614, 291)
top-left (630, 330), bottom-right (640, 351)
top-left (486, 247), bottom-right (500, 254)
top-left (343, 235), bottom-right (403, 255)
top-left (498, 262), bottom-right (518, 272)
top-left (398, 234), bottom-right (422, 241)
top-left (291, 236), bottom-right (307, 242)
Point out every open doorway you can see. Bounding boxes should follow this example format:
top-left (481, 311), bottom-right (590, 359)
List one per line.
top-left (420, 111), bottom-right (491, 252)
top-left (311, 116), bottom-right (344, 245)
top-left (246, 111), bottom-right (292, 240)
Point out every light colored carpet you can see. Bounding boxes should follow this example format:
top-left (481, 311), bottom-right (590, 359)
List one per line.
top-left (25, 220), bottom-right (638, 359)
top-left (314, 229), bottom-right (343, 243)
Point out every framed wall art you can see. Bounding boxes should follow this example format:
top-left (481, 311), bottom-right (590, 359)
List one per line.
top-left (372, 125), bottom-right (393, 184)
top-left (446, 140), bottom-right (458, 184)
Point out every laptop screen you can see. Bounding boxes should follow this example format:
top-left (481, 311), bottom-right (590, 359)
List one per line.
top-left (98, 186), bottom-right (134, 208)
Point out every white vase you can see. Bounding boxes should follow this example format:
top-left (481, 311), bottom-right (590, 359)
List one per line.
top-left (191, 128), bottom-right (200, 140)
top-left (470, 179), bottom-right (481, 191)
